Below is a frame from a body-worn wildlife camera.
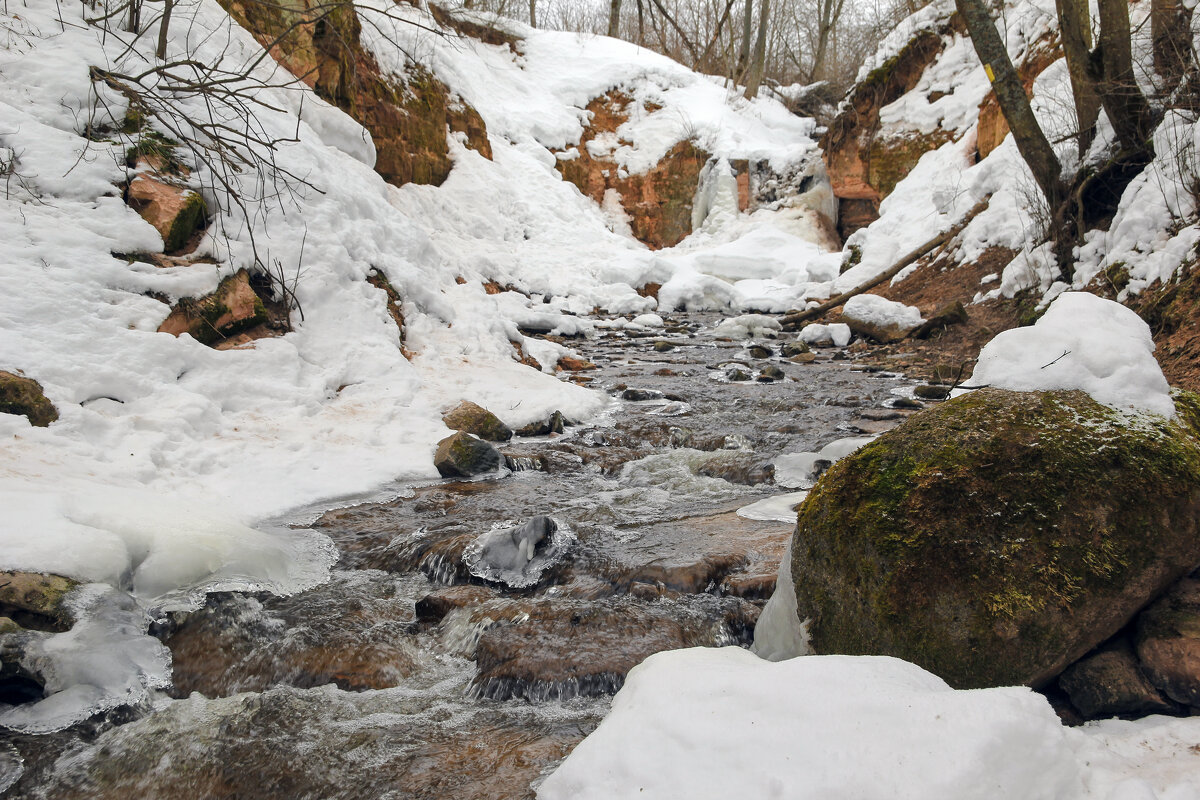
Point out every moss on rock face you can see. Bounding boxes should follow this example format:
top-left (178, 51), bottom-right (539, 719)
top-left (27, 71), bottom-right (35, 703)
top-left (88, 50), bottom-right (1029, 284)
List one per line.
top-left (792, 388), bottom-right (1200, 689)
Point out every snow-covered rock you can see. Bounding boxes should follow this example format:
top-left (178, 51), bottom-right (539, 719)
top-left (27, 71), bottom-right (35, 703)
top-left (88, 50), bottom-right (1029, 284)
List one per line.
top-left (840, 294), bottom-right (924, 342)
top-left (967, 292), bottom-right (1174, 418)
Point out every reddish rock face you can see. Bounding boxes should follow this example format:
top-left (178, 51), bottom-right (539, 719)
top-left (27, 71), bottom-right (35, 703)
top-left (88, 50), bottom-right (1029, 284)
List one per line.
top-left (555, 92), bottom-right (711, 250)
top-left (125, 169), bottom-right (206, 254)
top-left (217, 0), bottom-right (491, 188)
top-left (975, 39), bottom-right (1062, 160)
top-left (822, 27), bottom-right (952, 238)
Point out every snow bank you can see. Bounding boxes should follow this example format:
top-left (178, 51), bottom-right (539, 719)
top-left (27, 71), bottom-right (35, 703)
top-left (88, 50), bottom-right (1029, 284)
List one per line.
top-left (538, 648), bottom-right (1081, 800)
top-left (842, 294), bottom-right (924, 330)
top-left (967, 292), bottom-right (1174, 417)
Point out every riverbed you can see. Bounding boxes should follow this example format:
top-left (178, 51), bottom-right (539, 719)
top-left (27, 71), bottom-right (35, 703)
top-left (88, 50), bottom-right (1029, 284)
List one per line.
top-left (4, 312), bottom-right (917, 799)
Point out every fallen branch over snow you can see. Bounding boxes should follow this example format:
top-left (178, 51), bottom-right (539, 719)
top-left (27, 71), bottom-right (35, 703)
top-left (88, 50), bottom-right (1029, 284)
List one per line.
top-left (781, 197), bottom-right (991, 330)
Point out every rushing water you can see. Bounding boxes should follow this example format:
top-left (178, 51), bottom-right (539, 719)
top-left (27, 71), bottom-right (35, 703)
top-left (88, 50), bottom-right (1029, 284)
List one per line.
top-left (3, 313), bottom-right (916, 799)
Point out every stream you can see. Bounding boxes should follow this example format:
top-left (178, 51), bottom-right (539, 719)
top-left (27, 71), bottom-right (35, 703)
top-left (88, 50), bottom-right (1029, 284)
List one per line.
top-left (3, 312), bottom-right (918, 799)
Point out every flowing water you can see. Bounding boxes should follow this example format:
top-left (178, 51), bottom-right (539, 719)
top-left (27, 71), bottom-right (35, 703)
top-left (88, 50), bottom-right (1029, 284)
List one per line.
top-left (2, 313), bottom-right (918, 799)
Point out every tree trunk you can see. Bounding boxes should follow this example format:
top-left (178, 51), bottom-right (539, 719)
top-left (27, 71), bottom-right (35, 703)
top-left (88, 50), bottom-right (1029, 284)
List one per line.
top-left (608, 0), bottom-right (622, 38)
top-left (1152, 0), bottom-right (1192, 92)
top-left (811, 0), bottom-right (845, 83)
top-left (1055, 0), bottom-right (1099, 157)
top-left (1093, 0), bottom-right (1155, 155)
top-left (156, 0), bottom-right (174, 60)
top-left (737, 0), bottom-right (753, 76)
top-left (127, 0), bottom-right (142, 33)
top-left (636, 0), bottom-right (645, 44)
top-left (743, 0), bottom-right (768, 98)
top-left (956, 0), bottom-right (1064, 209)
top-left (529, 0), bottom-right (536, 28)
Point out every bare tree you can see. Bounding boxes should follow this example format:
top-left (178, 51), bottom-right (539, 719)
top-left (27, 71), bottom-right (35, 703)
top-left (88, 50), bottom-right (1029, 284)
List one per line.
top-left (743, 0), bottom-right (768, 97)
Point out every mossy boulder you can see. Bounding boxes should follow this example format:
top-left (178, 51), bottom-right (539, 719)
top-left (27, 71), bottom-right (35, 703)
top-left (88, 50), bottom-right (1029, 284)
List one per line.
top-left (0, 571), bottom-right (78, 632)
top-left (157, 269), bottom-right (269, 347)
top-left (442, 401), bottom-right (512, 442)
top-left (434, 431), bottom-right (502, 478)
top-left (0, 371), bottom-right (58, 427)
top-left (792, 388), bottom-right (1200, 689)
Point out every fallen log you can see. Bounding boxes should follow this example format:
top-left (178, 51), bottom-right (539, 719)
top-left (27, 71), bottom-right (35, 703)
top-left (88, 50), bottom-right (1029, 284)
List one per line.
top-left (780, 198), bottom-right (990, 330)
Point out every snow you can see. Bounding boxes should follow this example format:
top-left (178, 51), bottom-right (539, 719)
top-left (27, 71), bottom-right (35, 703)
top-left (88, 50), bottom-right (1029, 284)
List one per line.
top-left (539, 647), bottom-right (1200, 800)
top-left (798, 322), bottom-right (852, 347)
top-left (965, 292), bottom-right (1175, 417)
top-left (538, 648), bottom-right (1083, 800)
top-left (842, 294), bottom-right (925, 330)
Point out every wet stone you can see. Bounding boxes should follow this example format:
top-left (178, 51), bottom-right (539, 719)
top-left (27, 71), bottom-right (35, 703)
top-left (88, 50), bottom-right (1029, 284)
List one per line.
top-left (726, 368), bottom-right (752, 382)
top-left (757, 366), bottom-right (785, 382)
top-left (780, 341), bottom-right (810, 358)
top-left (913, 384), bottom-right (950, 400)
top-left (435, 432), bottom-right (502, 478)
top-left (653, 341), bottom-right (676, 352)
top-left (620, 388), bottom-right (664, 401)
top-left (747, 345), bottom-right (773, 359)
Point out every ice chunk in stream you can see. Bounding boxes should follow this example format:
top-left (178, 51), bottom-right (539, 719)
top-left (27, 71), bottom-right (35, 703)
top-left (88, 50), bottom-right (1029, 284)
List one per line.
top-left (0, 584), bottom-right (171, 734)
top-left (774, 436), bottom-right (877, 489)
top-left (735, 491), bottom-right (809, 523)
top-left (464, 516), bottom-right (575, 588)
top-left (751, 536), bottom-right (810, 661)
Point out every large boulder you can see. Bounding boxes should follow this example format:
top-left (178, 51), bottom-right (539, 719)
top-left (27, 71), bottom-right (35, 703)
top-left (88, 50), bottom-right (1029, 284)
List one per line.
top-left (791, 388), bottom-right (1200, 689)
top-left (0, 372), bottom-right (58, 427)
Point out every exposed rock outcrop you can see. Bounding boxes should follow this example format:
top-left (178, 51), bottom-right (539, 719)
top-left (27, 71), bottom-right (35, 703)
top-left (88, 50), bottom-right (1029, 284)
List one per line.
top-left (125, 168), bottom-right (208, 254)
top-left (434, 431), bottom-right (502, 477)
top-left (555, 91), bottom-right (711, 249)
top-left (217, 0), bottom-right (491, 187)
top-left (792, 388), bottom-right (1200, 690)
top-left (822, 25), bottom-right (959, 238)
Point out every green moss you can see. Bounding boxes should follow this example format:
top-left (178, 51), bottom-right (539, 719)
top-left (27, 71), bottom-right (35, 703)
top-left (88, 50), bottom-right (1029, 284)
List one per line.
top-left (125, 130), bottom-right (182, 172)
top-left (793, 388), bottom-right (1200, 688)
top-left (163, 191), bottom-right (207, 253)
top-left (869, 131), bottom-right (954, 199)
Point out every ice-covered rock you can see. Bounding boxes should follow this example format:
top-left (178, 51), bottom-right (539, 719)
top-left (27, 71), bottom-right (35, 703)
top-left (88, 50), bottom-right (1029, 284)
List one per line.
top-left (713, 314), bottom-right (782, 339)
top-left (463, 516), bottom-right (573, 588)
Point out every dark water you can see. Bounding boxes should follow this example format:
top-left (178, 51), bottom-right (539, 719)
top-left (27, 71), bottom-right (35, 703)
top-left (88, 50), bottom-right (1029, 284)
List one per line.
top-left (3, 313), bottom-right (913, 800)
